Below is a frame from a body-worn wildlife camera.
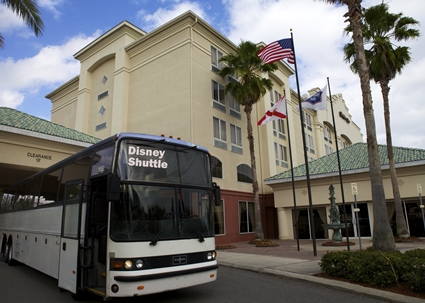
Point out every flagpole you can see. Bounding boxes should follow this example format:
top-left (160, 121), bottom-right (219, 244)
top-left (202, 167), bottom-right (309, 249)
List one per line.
top-left (327, 77), bottom-right (350, 250)
top-left (284, 89), bottom-right (300, 251)
top-left (291, 30), bottom-right (317, 256)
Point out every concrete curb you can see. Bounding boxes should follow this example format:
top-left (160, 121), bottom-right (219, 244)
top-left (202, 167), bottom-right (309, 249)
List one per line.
top-left (218, 251), bottom-right (425, 303)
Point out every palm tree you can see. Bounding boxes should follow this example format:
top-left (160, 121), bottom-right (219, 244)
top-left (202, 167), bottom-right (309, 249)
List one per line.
top-left (343, 3), bottom-right (420, 239)
top-left (218, 41), bottom-right (278, 240)
top-left (318, 0), bottom-right (396, 251)
top-left (1, 0), bottom-right (44, 49)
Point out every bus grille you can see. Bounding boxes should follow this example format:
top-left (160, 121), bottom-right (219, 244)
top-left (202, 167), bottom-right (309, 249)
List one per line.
top-left (146, 251), bottom-right (207, 269)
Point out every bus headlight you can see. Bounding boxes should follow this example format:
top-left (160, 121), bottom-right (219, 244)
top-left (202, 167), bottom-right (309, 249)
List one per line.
top-left (207, 251), bottom-right (217, 260)
top-left (135, 259), bottom-right (144, 269)
top-left (124, 260), bottom-right (133, 269)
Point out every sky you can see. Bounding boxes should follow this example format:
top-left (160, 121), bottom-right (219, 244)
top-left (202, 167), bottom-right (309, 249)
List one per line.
top-left (1, 0), bottom-right (424, 149)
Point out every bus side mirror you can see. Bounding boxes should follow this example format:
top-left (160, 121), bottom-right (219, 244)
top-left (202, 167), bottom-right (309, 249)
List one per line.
top-left (212, 182), bottom-right (221, 207)
top-left (108, 173), bottom-right (121, 202)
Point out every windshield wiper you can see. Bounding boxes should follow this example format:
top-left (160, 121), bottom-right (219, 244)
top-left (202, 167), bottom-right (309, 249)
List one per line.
top-left (180, 213), bottom-right (205, 243)
top-left (149, 212), bottom-right (174, 246)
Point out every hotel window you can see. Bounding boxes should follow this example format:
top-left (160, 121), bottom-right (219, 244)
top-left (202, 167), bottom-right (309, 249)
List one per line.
top-left (212, 80), bottom-right (225, 112)
top-left (269, 89), bottom-right (275, 107)
top-left (274, 143), bottom-right (288, 167)
top-left (230, 124), bottom-right (243, 154)
top-left (211, 156), bottom-right (223, 179)
top-left (277, 119), bottom-right (286, 140)
top-left (274, 90), bottom-right (282, 103)
top-left (274, 142), bottom-right (280, 165)
top-left (306, 134), bottom-right (315, 154)
top-left (230, 124), bottom-right (242, 145)
top-left (324, 126), bottom-right (333, 143)
top-left (274, 142), bottom-right (279, 166)
top-left (98, 91), bottom-right (109, 101)
top-left (325, 145), bottom-right (334, 155)
top-left (228, 92), bottom-right (241, 118)
top-left (270, 90), bottom-right (282, 136)
top-left (279, 144), bottom-right (288, 166)
top-left (214, 200), bottom-right (225, 235)
top-left (303, 111), bottom-right (312, 131)
top-left (211, 46), bottom-right (223, 70)
top-left (101, 75), bottom-right (108, 85)
top-left (237, 164), bottom-right (252, 183)
top-left (239, 201), bottom-right (255, 233)
top-left (213, 117), bottom-right (227, 150)
top-left (99, 106), bottom-right (106, 116)
top-left (95, 122), bottom-right (107, 132)
top-left (342, 139), bottom-right (350, 149)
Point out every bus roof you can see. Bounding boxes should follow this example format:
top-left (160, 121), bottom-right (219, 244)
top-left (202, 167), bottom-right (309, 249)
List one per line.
top-left (115, 133), bottom-right (209, 153)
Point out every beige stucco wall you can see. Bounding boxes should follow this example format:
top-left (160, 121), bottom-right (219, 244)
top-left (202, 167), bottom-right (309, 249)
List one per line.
top-left (49, 77), bottom-right (79, 129)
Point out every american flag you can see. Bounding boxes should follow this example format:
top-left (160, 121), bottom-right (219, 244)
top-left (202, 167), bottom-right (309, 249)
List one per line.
top-left (257, 38), bottom-right (295, 65)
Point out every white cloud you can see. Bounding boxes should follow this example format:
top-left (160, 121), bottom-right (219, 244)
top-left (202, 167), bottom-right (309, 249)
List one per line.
top-left (0, 6), bottom-right (28, 34)
top-left (222, 0), bottom-right (425, 149)
top-left (137, 0), bottom-right (211, 31)
top-left (38, 0), bottom-right (65, 20)
top-left (0, 90), bottom-right (24, 108)
top-left (0, 31), bottom-right (100, 108)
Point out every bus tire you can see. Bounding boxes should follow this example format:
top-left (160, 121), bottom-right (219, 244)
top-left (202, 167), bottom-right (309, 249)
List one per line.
top-left (5, 243), bottom-right (17, 266)
top-left (4, 244), bottom-right (10, 263)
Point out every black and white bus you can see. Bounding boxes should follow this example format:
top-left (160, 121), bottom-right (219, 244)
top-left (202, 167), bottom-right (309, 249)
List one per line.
top-left (0, 132), bottom-right (220, 299)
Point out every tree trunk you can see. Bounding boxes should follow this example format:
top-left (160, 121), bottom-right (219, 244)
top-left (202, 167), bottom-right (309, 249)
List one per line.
top-left (244, 103), bottom-right (264, 240)
top-left (380, 80), bottom-right (410, 238)
top-left (347, 0), bottom-right (396, 251)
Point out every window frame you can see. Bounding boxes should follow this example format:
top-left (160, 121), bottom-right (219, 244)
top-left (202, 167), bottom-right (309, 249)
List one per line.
top-left (237, 164), bottom-right (252, 183)
top-left (211, 156), bottom-right (223, 179)
top-left (211, 46), bottom-right (224, 70)
top-left (279, 144), bottom-right (287, 162)
top-left (324, 126), bottom-right (333, 143)
top-left (239, 201), bottom-right (255, 234)
top-left (228, 92), bottom-right (241, 117)
top-left (303, 111), bottom-right (312, 131)
top-left (306, 134), bottom-right (315, 154)
top-left (230, 124), bottom-right (242, 147)
top-left (213, 117), bottom-right (227, 142)
top-left (214, 199), bottom-right (225, 235)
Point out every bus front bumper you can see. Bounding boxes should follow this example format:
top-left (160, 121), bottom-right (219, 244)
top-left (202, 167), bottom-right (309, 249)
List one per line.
top-left (108, 264), bottom-right (218, 297)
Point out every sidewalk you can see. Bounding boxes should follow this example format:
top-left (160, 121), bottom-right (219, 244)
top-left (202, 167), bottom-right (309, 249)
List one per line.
top-left (217, 238), bottom-right (425, 303)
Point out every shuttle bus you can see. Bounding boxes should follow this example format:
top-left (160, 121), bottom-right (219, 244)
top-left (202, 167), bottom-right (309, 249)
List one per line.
top-left (0, 133), bottom-right (220, 299)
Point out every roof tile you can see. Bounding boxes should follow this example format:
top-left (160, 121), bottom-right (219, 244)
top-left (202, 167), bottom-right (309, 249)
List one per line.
top-left (0, 107), bottom-right (101, 144)
top-left (266, 142), bottom-right (425, 181)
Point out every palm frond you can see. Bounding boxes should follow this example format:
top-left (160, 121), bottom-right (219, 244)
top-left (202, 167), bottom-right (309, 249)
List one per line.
top-left (2, 0), bottom-right (44, 37)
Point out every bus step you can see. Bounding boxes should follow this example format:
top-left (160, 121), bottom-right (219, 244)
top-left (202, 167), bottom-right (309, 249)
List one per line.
top-left (87, 287), bottom-right (105, 297)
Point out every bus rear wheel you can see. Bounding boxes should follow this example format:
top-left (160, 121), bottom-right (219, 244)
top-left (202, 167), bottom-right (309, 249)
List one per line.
top-left (4, 244), bottom-right (10, 263)
top-left (5, 243), bottom-right (16, 266)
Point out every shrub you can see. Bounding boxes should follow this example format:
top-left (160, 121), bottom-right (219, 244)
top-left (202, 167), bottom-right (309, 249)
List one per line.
top-left (319, 251), bottom-right (352, 278)
top-left (320, 248), bottom-right (425, 289)
top-left (400, 249), bottom-right (425, 292)
top-left (346, 249), bottom-right (402, 287)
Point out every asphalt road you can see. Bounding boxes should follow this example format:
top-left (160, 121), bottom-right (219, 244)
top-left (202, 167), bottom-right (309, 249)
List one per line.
top-left (0, 257), bottom-right (389, 303)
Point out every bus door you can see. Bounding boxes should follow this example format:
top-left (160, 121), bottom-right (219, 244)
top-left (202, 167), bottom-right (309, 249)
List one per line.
top-left (58, 180), bottom-right (84, 294)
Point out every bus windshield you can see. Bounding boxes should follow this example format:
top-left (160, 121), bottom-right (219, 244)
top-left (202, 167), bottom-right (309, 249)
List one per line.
top-left (110, 184), bottom-right (214, 242)
top-left (117, 140), bottom-right (211, 187)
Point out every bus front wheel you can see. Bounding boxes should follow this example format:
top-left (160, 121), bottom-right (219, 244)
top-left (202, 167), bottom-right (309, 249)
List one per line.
top-left (4, 243), bottom-right (16, 266)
